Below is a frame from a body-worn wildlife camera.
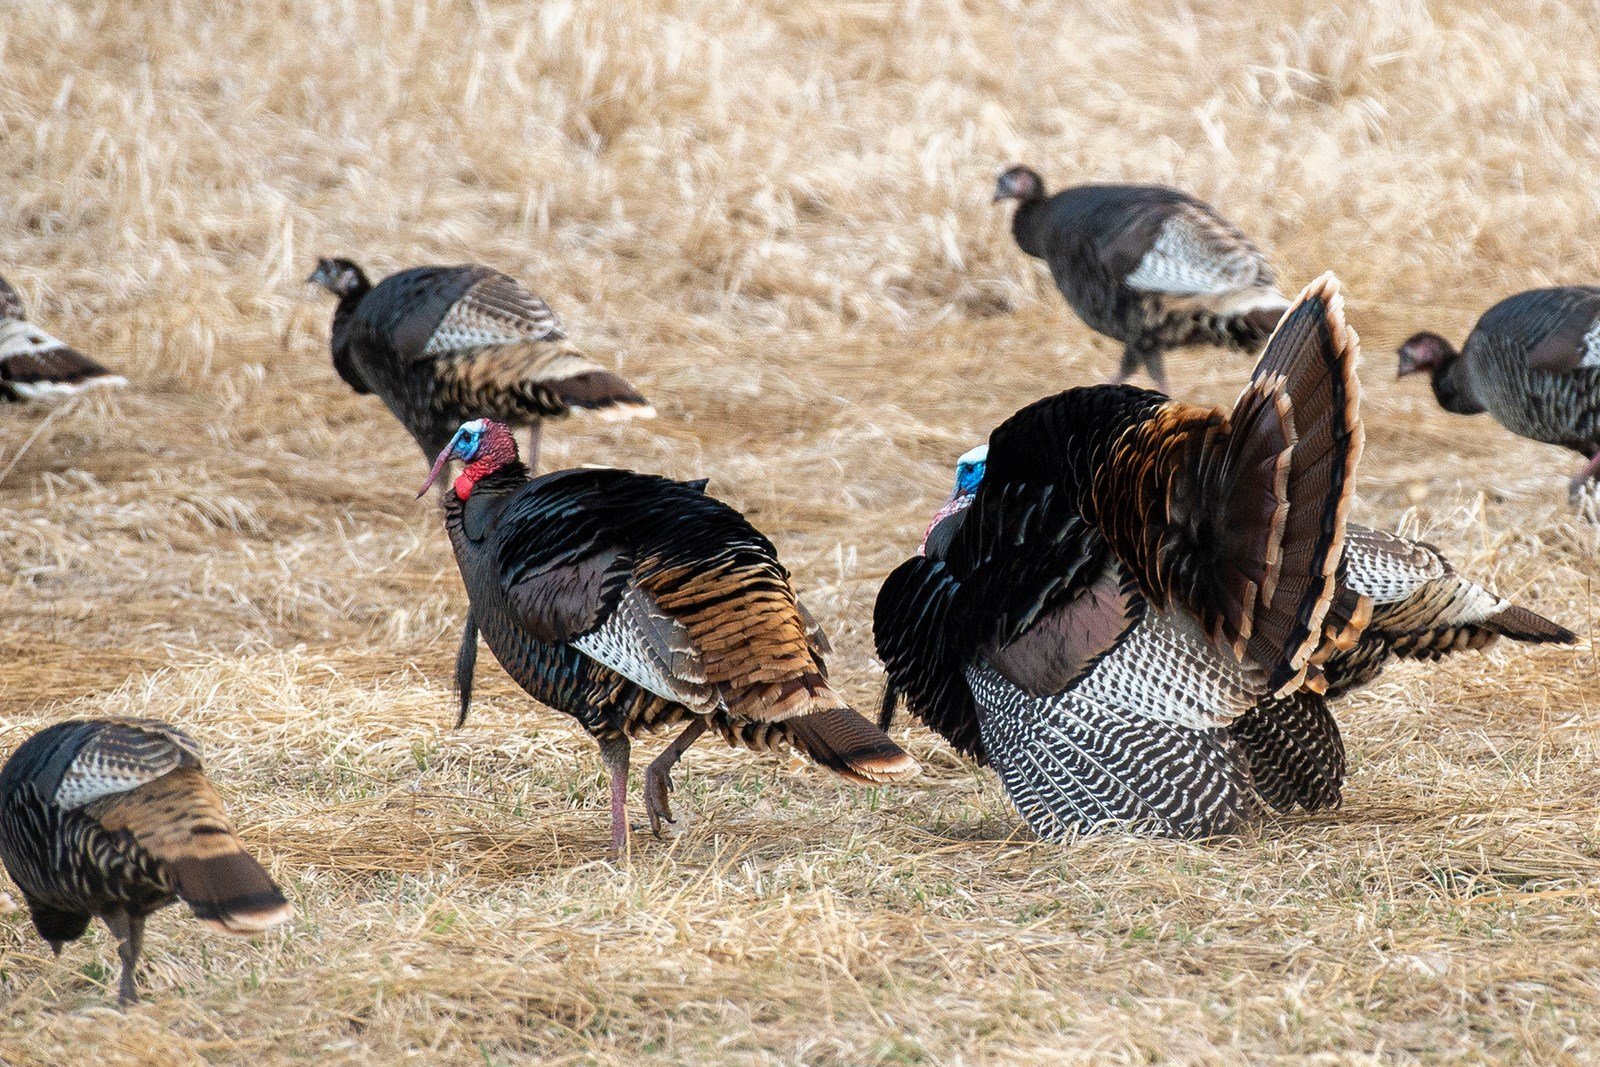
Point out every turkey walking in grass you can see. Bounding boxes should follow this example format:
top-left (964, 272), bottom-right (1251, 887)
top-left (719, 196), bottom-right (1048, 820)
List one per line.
top-left (0, 274), bottom-right (126, 402)
top-left (878, 447), bottom-right (1574, 840)
top-left (993, 166), bottom-right (1288, 392)
top-left (419, 419), bottom-right (919, 855)
top-left (307, 258), bottom-right (655, 463)
top-left (0, 719), bottom-right (292, 1005)
top-left (878, 273), bottom-right (1368, 838)
top-left (1397, 286), bottom-right (1600, 499)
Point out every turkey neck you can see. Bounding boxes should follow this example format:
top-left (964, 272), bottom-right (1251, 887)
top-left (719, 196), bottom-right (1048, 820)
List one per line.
top-left (1010, 197), bottom-right (1051, 259)
top-left (1428, 358), bottom-right (1486, 416)
top-left (442, 463), bottom-right (530, 543)
top-left (329, 279), bottom-right (373, 397)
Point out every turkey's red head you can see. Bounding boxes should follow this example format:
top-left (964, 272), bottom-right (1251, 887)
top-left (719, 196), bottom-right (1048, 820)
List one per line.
top-left (1396, 332), bottom-right (1458, 378)
top-left (419, 419), bottom-right (520, 500)
top-left (993, 166), bottom-right (1045, 204)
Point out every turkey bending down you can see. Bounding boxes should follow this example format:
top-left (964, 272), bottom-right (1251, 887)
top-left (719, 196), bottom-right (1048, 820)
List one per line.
top-left (308, 258), bottom-right (655, 463)
top-left (0, 719), bottom-right (292, 1005)
top-left (0, 274), bottom-right (126, 402)
top-left (420, 419), bottom-right (919, 855)
top-left (993, 166), bottom-right (1288, 392)
top-left (1398, 287), bottom-right (1600, 497)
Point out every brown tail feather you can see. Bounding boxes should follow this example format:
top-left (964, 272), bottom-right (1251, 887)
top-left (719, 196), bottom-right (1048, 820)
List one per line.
top-left (785, 707), bottom-right (920, 784)
top-left (169, 853), bottom-right (292, 935)
top-left (1214, 272), bottom-right (1364, 693)
top-left (548, 367), bottom-right (656, 420)
top-left (437, 346), bottom-right (654, 422)
top-left (91, 768), bottom-right (291, 936)
top-left (1, 346), bottom-right (125, 394)
top-left (1489, 603), bottom-right (1577, 645)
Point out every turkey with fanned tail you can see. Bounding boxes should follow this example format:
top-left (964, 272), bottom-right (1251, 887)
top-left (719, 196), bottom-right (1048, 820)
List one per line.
top-left (0, 273), bottom-right (126, 403)
top-left (0, 719), bottom-right (292, 1005)
top-left (993, 167), bottom-right (1289, 392)
top-left (421, 419), bottom-right (918, 855)
top-left (876, 277), bottom-right (1575, 840)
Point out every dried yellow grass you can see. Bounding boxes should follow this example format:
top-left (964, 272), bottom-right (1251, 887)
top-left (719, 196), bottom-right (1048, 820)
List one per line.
top-left (2, 0), bottom-right (1600, 1062)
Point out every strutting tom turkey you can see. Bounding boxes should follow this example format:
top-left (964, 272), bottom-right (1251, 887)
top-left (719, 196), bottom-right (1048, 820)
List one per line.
top-left (993, 166), bottom-right (1288, 392)
top-left (420, 419), bottom-right (919, 854)
top-left (0, 719), bottom-right (292, 1005)
top-left (1398, 286), bottom-right (1600, 497)
top-left (877, 448), bottom-right (1573, 840)
top-left (0, 273), bottom-right (125, 402)
top-left (876, 277), bottom-right (1574, 840)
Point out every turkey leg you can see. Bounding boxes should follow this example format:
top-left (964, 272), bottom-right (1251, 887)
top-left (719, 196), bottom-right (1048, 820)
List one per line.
top-left (598, 735), bottom-right (631, 857)
top-left (644, 718), bottom-right (708, 835)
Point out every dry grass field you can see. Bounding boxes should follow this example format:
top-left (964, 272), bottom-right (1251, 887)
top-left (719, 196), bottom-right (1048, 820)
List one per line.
top-left (3, 0), bottom-right (1600, 1062)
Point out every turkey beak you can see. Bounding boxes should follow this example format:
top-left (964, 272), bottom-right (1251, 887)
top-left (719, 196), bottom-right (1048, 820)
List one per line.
top-left (418, 431), bottom-right (463, 498)
top-left (1396, 351), bottom-right (1420, 379)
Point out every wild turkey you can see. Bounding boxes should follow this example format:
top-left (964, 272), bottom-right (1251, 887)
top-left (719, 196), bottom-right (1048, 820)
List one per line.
top-left (880, 274), bottom-right (1357, 837)
top-left (307, 258), bottom-right (655, 464)
top-left (877, 279), bottom-right (1574, 840)
top-left (420, 418), bottom-right (919, 854)
top-left (0, 719), bottom-right (292, 1005)
top-left (0, 273), bottom-right (125, 402)
top-left (993, 166), bottom-right (1288, 391)
top-left (879, 449), bottom-right (1573, 838)
top-left (1397, 287), bottom-right (1600, 496)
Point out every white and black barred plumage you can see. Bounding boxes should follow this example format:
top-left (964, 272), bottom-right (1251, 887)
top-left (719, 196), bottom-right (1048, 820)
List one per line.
top-left (1399, 287), bottom-right (1600, 493)
top-left (0, 719), bottom-right (291, 1005)
top-left (877, 283), bottom-right (1573, 842)
top-left (0, 274), bottom-right (126, 402)
top-left (994, 167), bottom-right (1289, 392)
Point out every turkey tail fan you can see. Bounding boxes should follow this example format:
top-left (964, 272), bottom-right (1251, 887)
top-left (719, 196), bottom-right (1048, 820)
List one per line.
top-left (170, 852), bottom-right (293, 935)
top-left (1229, 692), bottom-right (1344, 814)
top-left (435, 345), bottom-right (655, 423)
top-left (1207, 271), bottom-right (1365, 694)
top-left (95, 767), bottom-right (291, 936)
top-left (784, 707), bottom-right (920, 784)
top-left (0, 345), bottom-right (126, 399)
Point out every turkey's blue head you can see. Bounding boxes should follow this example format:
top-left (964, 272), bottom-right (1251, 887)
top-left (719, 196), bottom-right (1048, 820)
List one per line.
top-left (919, 443), bottom-right (988, 555)
top-left (419, 418), bottom-right (520, 500)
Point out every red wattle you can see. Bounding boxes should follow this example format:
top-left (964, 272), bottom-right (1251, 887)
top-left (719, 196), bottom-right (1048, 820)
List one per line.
top-left (454, 472), bottom-right (477, 499)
